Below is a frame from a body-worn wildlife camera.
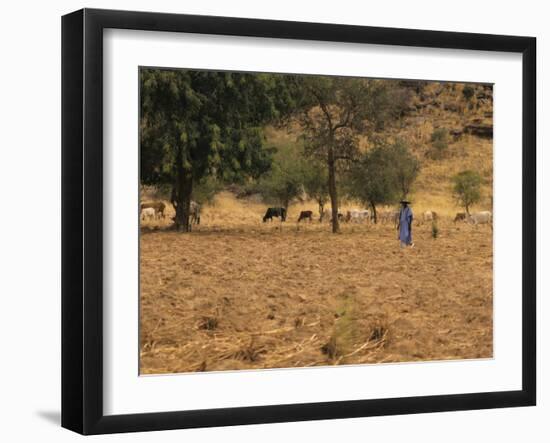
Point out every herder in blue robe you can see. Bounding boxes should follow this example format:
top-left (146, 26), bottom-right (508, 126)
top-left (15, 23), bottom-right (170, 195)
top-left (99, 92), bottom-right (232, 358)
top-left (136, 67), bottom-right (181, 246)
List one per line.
top-left (397, 200), bottom-right (414, 247)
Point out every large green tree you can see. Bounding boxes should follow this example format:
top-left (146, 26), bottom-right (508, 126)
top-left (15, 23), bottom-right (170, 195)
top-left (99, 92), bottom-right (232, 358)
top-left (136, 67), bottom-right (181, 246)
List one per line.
top-left (140, 69), bottom-right (291, 231)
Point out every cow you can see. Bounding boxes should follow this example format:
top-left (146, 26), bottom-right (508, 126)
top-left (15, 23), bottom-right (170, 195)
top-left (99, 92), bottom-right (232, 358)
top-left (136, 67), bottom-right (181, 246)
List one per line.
top-left (454, 212), bottom-right (467, 223)
top-left (379, 210), bottom-right (399, 225)
top-left (422, 210), bottom-right (438, 223)
top-left (348, 209), bottom-right (371, 223)
top-left (468, 211), bottom-right (492, 225)
top-left (297, 210), bottom-right (313, 222)
top-left (140, 207), bottom-right (155, 221)
top-left (169, 201), bottom-right (201, 225)
top-left (319, 208), bottom-right (343, 223)
top-left (189, 201), bottom-right (201, 224)
top-left (141, 201), bottom-right (166, 219)
top-left (263, 207), bottom-right (286, 222)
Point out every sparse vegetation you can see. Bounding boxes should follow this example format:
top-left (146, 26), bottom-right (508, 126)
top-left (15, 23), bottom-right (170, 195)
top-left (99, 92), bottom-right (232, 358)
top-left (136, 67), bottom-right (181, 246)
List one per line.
top-left (198, 316), bottom-right (219, 331)
top-left (431, 220), bottom-right (439, 239)
top-left (429, 127), bottom-right (449, 159)
top-left (462, 85), bottom-right (475, 101)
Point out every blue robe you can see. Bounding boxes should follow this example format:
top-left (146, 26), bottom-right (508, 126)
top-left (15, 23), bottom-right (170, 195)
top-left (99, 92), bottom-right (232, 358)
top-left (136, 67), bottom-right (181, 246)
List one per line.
top-left (398, 206), bottom-right (413, 245)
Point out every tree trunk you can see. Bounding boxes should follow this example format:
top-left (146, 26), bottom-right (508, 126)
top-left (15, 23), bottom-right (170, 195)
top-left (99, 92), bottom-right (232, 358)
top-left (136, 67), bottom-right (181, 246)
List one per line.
top-left (171, 156), bottom-right (193, 232)
top-left (318, 200), bottom-right (325, 222)
top-left (327, 146), bottom-right (339, 233)
top-left (283, 198), bottom-right (289, 212)
top-left (370, 201), bottom-right (377, 224)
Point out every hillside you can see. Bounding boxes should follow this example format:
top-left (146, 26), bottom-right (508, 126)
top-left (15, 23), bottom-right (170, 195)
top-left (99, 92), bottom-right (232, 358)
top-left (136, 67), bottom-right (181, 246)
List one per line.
top-left (264, 80), bottom-right (493, 217)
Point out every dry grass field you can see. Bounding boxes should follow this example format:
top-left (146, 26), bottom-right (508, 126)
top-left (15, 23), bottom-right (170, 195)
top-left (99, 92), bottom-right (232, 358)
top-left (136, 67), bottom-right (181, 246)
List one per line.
top-left (140, 192), bottom-right (493, 374)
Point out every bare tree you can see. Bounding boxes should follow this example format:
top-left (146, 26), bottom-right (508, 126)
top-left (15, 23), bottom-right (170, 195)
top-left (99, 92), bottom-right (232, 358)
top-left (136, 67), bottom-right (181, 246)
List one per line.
top-left (292, 76), bottom-right (408, 233)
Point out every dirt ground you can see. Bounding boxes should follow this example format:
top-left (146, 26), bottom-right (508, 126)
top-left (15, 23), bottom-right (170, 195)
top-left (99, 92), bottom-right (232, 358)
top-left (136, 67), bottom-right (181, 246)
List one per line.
top-left (139, 193), bottom-right (493, 374)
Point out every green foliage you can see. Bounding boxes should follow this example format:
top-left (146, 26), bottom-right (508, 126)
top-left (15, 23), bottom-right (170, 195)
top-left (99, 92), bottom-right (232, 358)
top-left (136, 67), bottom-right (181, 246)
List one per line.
top-left (302, 158), bottom-right (329, 213)
top-left (452, 170), bottom-right (482, 214)
top-left (140, 69), bottom-right (286, 185)
top-left (391, 139), bottom-right (421, 198)
top-left (290, 76), bottom-right (409, 232)
top-left (140, 69), bottom-right (294, 230)
top-left (258, 143), bottom-right (306, 209)
top-left (462, 85), bottom-right (475, 101)
top-left (293, 77), bottom-right (409, 161)
top-left (192, 176), bottom-right (223, 205)
top-left (346, 145), bottom-right (398, 212)
top-left (345, 140), bottom-right (419, 215)
top-left (429, 127), bottom-right (449, 159)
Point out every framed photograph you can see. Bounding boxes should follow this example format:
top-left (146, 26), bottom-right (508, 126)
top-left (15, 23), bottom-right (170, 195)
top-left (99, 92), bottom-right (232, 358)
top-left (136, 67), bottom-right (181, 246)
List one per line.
top-left (62, 8), bottom-right (536, 435)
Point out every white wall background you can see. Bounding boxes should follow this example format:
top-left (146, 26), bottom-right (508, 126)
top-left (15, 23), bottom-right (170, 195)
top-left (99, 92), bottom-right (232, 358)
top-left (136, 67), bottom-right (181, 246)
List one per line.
top-left (0, 0), bottom-right (546, 441)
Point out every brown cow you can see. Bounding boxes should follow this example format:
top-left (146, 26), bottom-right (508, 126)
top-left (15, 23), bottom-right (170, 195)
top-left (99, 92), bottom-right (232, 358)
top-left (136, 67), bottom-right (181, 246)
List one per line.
top-left (454, 212), bottom-right (467, 222)
top-left (297, 210), bottom-right (313, 222)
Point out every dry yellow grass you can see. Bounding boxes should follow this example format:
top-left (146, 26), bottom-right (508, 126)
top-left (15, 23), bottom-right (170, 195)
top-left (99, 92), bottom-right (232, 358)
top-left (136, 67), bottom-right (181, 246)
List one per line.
top-left (140, 192), bottom-right (493, 374)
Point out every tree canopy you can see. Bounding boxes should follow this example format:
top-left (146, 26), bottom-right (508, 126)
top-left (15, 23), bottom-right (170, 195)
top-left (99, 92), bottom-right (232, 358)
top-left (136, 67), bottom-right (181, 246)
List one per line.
top-left (140, 70), bottom-right (413, 231)
top-left (302, 157), bottom-right (329, 219)
top-left (258, 143), bottom-right (306, 210)
top-left (345, 139), bottom-right (419, 222)
top-left (452, 170), bottom-right (482, 214)
top-left (290, 76), bottom-right (409, 232)
top-left (140, 69), bottom-right (292, 230)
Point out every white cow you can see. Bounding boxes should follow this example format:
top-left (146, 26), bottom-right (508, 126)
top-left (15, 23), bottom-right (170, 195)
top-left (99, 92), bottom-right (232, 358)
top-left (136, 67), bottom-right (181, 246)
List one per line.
top-left (347, 209), bottom-right (371, 223)
top-left (468, 211), bottom-right (492, 225)
top-left (141, 207), bottom-right (155, 221)
top-left (320, 208), bottom-right (338, 222)
top-left (422, 210), bottom-right (438, 223)
top-left (379, 210), bottom-right (399, 225)
top-left (190, 200), bottom-right (201, 224)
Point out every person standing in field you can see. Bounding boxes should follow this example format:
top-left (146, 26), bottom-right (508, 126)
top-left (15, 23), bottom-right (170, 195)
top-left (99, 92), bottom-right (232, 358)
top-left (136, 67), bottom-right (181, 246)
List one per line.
top-left (397, 200), bottom-right (414, 248)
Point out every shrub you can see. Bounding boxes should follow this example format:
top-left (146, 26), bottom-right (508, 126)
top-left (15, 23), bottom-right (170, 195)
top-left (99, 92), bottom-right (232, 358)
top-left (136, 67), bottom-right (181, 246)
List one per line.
top-left (429, 128), bottom-right (449, 159)
top-left (462, 85), bottom-right (475, 101)
top-left (431, 220), bottom-right (439, 239)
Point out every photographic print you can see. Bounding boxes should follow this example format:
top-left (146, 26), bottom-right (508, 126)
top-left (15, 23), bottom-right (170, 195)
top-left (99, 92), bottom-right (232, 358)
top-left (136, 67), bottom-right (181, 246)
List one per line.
top-left (139, 68), bottom-right (494, 375)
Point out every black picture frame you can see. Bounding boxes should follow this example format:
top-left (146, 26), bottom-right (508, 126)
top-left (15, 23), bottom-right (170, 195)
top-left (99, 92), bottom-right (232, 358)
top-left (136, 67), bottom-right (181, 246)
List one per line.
top-left (62, 8), bottom-right (536, 435)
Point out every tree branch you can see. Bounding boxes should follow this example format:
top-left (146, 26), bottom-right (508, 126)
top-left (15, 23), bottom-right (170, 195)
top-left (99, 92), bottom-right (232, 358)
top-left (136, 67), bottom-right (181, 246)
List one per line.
top-left (309, 88), bottom-right (334, 130)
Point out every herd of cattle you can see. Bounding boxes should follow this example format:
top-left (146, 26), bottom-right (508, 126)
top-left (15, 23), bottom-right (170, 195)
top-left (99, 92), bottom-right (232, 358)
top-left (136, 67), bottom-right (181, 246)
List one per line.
top-left (140, 200), bottom-right (201, 224)
top-left (263, 207), bottom-right (492, 225)
top-left (140, 200), bottom-right (492, 227)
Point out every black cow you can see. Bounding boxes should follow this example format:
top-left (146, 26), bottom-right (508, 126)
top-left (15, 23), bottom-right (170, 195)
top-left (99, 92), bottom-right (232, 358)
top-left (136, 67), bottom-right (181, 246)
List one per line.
top-left (263, 207), bottom-right (286, 222)
top-left (297, 210), bottom-right (313, 222)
